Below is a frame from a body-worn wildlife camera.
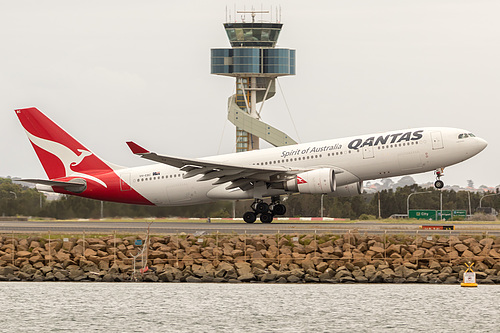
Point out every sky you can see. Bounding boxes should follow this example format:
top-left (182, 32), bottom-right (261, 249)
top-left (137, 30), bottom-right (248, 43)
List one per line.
top-left (1, 0), bottom-right (498, 188)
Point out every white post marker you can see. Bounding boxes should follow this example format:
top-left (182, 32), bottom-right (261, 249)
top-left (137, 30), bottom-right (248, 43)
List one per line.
top-left (461, 262), bottom-right (478, 287)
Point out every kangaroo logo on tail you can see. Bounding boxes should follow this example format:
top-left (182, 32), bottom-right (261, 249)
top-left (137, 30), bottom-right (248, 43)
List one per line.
top-left (25, 130), bottom-right (108, 188)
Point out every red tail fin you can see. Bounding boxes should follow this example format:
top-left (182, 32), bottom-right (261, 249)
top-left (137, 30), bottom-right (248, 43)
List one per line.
top-left (16, 107), bottom-right (114, 180)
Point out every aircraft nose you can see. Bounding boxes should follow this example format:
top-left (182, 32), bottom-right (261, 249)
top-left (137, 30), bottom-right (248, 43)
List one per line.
top-left (475, 137), bottom-right (488, 152)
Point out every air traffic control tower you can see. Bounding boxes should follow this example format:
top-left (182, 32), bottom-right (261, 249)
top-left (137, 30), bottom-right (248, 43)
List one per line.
top-left (211, 10), bottom-right (297, 152)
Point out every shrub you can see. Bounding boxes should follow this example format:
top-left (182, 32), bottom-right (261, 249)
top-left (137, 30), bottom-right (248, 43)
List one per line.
top-left (469, 213), bottom-right (497, 222)
top-left (359, 214), bottom-right (376, 220)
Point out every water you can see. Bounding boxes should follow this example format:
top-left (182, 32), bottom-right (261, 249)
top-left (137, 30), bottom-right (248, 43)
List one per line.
top-left (0, 283), bottom-right (498, 332)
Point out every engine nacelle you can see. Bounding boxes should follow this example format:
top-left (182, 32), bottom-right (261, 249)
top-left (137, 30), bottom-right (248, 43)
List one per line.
top-left (331, 181), bottom-right (363, 197)
top-left (284, 168), bottom-right (336, 194)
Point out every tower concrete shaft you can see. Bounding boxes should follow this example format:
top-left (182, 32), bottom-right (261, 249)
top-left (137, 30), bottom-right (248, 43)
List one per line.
top-left (211, 9), bottom-right (297, 152)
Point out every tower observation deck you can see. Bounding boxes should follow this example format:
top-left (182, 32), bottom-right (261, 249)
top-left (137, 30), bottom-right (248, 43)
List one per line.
top-left (211, 9), bottom-right (297, 152)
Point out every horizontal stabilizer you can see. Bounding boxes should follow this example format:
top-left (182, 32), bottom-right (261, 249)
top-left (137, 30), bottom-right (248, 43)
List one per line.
top-left (20, 178), bottom-right (87, 193)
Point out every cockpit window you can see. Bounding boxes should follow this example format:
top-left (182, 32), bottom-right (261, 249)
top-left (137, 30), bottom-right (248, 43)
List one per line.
top-left (458, 133), bottom-right (476, 139)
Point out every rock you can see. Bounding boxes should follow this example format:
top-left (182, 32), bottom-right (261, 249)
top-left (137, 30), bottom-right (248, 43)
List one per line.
top-left (480, 238), bottom-right (494, 248)
top-left (489, 249), bottom-right (500, 259)
top-left (101, 274), bottom-right (115, 282)
top-left (394, 265), bottom-right (407, 278)
top-left (261, 273), bottom-right (277, 282)
top-left (319, 246), bottom-right (334, 254)
top-left (364, 265), bottom-right (377, 279)
top-left (370, 246), bottom-right (385, 254)
top-left (339, 276), bottom-right (356, 283)
top-left (274, 276), bottom-right (286, 283)
top-left (54, 271), bottom-right (69, 281)
top-left (301, 259), bottom-right (315, 271)
top-left (251, 259), bottom-right (267, 270)
top-left (0, 266), bottom-right (16, 276)
top-left (304, 275), bottom-right (319, 283)
top-left (185, 276), bottom-right (201, 283)
top-left (335, 270), bottom-right (352, 280)
top-left (235, 262), bottom-right (252, 276)
top-left (16, 271), bottom-right (32, 281)
top-left (68, 267), bottom-right (85, 280)
top-left (454, 244), bottom-right (468, 253)
top-left (16, 251), bottom-right (32, 258)
top-left (80, 260), bottom-right (99, 273)
top-left (420, 240), bottom-right (434, 249)
top-left (369, 271), bottom-right (384, 283)
top-left (444, 276), bottom-right (458, 284)
top-left (315, 262), bottom-right (329, 273)
top-left (354, 275), bottom-right (368, 283)
top-left (352, 259), bottom-right (368, 269)
top-left (237, 273), bottom-right (255, 282)
top-left (289, 269), bottom-right (305, 279)
top-left (413, 249), bottom-right (425, 258)
top-left (319, 268), bottom-right (335, 282)
top-left (287, 275), bottom-right (301, 283)
top-left (144, 274), bottom-right (159, 282)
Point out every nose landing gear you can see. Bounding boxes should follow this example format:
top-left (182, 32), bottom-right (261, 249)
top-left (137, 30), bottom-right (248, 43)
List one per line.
top-left (243, 197), bottom-right (287, 223)
top-left (434, 168), bottom-right (445, 189)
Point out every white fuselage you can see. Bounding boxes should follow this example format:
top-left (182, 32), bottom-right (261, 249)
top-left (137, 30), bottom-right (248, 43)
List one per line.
top-left (117, 127), bottom-right (487, 206)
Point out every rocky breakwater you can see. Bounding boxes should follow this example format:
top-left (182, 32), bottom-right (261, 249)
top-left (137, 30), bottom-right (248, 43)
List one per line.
top-left (0, 233), bottom-right (499, 284)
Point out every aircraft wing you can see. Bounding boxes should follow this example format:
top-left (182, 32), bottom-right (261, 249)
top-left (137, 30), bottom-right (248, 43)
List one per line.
top-left (126, 141), bottom-right (306, 190)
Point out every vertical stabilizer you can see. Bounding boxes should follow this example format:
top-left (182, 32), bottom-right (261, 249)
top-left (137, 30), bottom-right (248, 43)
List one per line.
top-left (15, 107), bottom-right (117, 181)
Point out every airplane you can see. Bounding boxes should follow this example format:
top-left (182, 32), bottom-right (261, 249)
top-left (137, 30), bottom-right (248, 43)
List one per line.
top-left (15, 107), bottom-right (487, 223)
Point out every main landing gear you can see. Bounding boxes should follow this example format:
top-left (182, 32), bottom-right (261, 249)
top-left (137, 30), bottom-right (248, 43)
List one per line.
top-left (434, 168), bottom-right (445, 189)
top-left (243, 197), bottom-right (287, 224)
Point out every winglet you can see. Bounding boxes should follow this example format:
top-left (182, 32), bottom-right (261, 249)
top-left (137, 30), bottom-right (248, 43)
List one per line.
top-left (126, 141), bottom-right (150, 155)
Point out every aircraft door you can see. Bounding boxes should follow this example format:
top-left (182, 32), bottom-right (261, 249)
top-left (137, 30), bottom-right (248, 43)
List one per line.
top-left (431, 131), bottom-right (444, 150)
top-left (120, 173), bottom-right (132, 191)
top-left (362, 145), bottom-right (374, 159)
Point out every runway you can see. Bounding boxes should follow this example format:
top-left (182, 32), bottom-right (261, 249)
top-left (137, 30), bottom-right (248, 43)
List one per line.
top-left (0, 220), bottom-right (499, 236)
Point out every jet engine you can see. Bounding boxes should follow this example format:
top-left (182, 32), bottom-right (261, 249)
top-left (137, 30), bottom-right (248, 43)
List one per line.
top-left (284, 168), bottom-right (336, 194)
top-left (330, 181), bottom-right (363, 197)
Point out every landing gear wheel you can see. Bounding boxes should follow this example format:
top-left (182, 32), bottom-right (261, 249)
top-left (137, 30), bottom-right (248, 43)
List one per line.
top-left (260, 212), bottom-right (274, 223)
top-left (434, 180), bottom-right (444, 189)
top-left (243, 212), bottom-right (257, 223)
top-left (272, 204), bottom-right (286, 216)
top-left (255, 202), bottom-right (269, 214)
